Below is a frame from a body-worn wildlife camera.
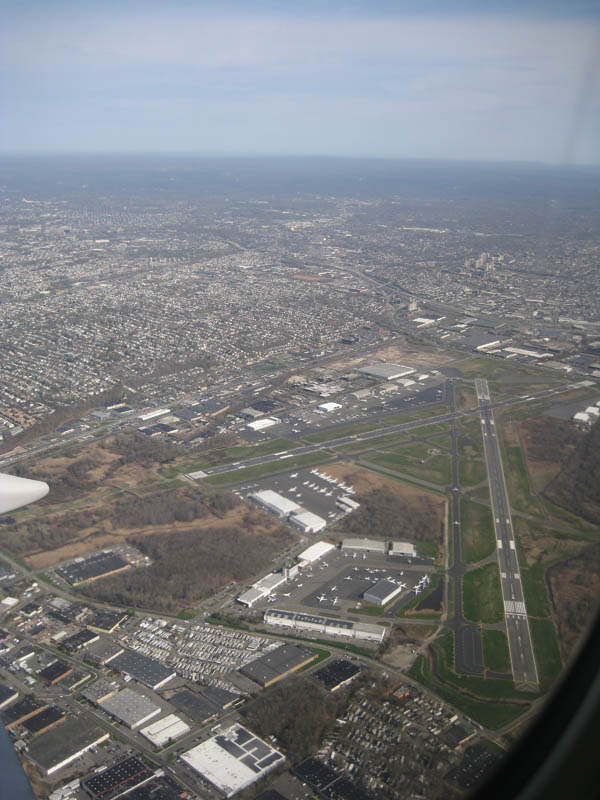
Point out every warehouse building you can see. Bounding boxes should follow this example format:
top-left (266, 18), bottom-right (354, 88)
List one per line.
top-left (38, 660), bottom-right (72, 685)
top-left (315, 659), bottom-right (361, 692)
top-left (364, 580), bottom-right (405, 607)
top-left (98, 687), bottom-right (162, 729)
top-left (296, 540), bottom-right (335, 567)
top-left (247, 417), bottom-right (278, 431)
top-left (140, 713), bottom-right (190, 747)
top-left (180, 725), bottom-right (285, 798)
top-left (318, 402), bottom-right (342, 413)
top-left (61, 629), bottom-right (100, 652)
top-left (250, 489), bottom-right (300, 517)
top-left (56, 552), bottom-right (130, 586)
top-left (22, 706), bottom-right (66, 738)
top-left (357, 363), bottom-right (415, 381)
top-left (240, 643), bottom-right (316, 687)
top-left (337, 495), bottom-right (360, 512)
top-left (169, 690), bottom-right (220, 725)
top-left (389, 541), bottom-right (417, 558)
top-left (81, 678), bottom-right (120, 706)
top-left (26, 717), bottom-right (109, 775)
top-left (84, 636), bottom-right (124, 666)
top-left (341, 538), bottom-right (387, 554)
top-left (289, 510), bottom-right (327, 534)
top-left (109, 650), bottom-right (175, 690)
top-left (81, 756), bottom-right (154, 799)
top-left (237, 571), bottom-right (288, 607)
top-left (0, 683), bottom-right (18, 710)
top-left (3, 696), bottom-right (47, 729)
top-left (264, 609), bottom-right (386, 643)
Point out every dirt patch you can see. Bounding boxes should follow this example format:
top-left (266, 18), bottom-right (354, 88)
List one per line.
top-left (326, 340), bottom-right (453, 372)
top-left (381, 623), bottom-right (437, 669)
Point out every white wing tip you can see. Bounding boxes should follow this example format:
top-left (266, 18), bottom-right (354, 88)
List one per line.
top-left (0, 473), bottom-right (49, 514)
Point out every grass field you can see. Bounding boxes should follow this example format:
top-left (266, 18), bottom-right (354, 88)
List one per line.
top-left (365, 451), bottom-right (451, 487)
top-left (483, 630), bottom-right (511, 673)
top-left (162, 437), bottom-right (300, 477)
top-left (497, 419), bottom-right (543, 517)
top-left (458, 456), bottom-right (488, 487)
top-left (299, 647), bottom-right (331, 671)
top-left (530, 617), bottom-right (563, 693)
top-left (460, 500), bottom-right (496, 563)
top-left (304, 421), bottom-right (381, 443)
top-left (408, 630), bottom-right (532, 729)
top-left (463, 563), bottom-right (504, 624)
top-left (334, 431), bottom-right (409, 454)
top-left (519, 562), bottom-right (551, 618)
top-left (202, 452), bottom-right (334, 486)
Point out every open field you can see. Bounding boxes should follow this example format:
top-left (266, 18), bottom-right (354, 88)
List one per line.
top-left (202, 451), bottom-right (335, 486)
top-left (529, 618), bottom-right (563, 693)
top-left (161, 437), bottom-right (300, 477)
top-left (482, 630), bottom-right (511, 674)
top-left (463, 563), bottom-right (504, 624)
top-left (364, 450), bottom-right (451, 487)
top-left (458, 456), bottom-right (487, 488)
top-left (454, 381), bottom-right (478, 411)
top-left (460, 500), bottom-right (496, 563)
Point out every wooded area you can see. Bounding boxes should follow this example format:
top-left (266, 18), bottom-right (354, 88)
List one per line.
top-left (544, 420), bottom-right (600, 523)
top-left (242, 676), bottom-right (344, 763)
top-left (80, 521), bottom-right (294, 612)
top-left (335, 487), bottom-right (440, 542)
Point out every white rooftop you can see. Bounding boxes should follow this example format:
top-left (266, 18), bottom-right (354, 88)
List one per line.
top-left (141, 713), bottom-right (190, 747)
top-left (251, 489), bottom-right (300, 515)
top-left (247, 417), bottom-right (277, 431)
top-left (180, 725), bottom-right (285, 798)
top-left (290, 510), bottom-right (327, 532)
top-left (297, 540), bottom-right (335, 563)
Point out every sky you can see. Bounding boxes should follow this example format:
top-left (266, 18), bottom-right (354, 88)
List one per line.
top-left (1, 0), bottom-right (599, 163)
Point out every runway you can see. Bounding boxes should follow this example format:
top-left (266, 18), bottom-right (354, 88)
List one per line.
top-left (476, 379), bottom-right (538, 686)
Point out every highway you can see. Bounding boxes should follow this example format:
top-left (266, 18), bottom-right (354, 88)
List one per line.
top-left (476, 379), bottom-right (538, 686)
top-left (194, 381), bottom-right (583, 480)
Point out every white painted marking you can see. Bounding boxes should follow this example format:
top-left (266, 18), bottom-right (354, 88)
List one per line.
top-left (510, 541), bottom-right (516, 550)
top-left (497, 540), bottom-right (503, 548)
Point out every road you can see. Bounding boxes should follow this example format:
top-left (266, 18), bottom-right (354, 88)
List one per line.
top-left (476, 379), bottom-right (538, 686)
top-left (194, 381), bottom-right (582, 480)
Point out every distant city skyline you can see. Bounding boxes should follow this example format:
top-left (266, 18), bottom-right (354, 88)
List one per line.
top-left (1, 0), bottom-right (599, 163)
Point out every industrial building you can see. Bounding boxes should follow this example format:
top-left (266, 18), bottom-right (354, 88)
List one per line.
top-left (80, 756), bottom-right (154, 799)
top-left (318, 402), bottom-right (342, 412)
top-left (109, 649), bottom-right (175, 690)
top-left (0, 683), bottom-right (18, 710)
top-left (337, 495), bottom-right (360, 512)
top-left (26, 717), bottom-right (109, 775)
top-left (169, 690), bottom-right (220, 725)
top-left (98, 687), bottom-right (162, 729)
top-left (363, 580), bottom-right (405, 607)
top-left (389, 541), bottom-right (417, 558)
top-left (250, 489), bottom-right (300, 517)
top-left (55, 551), bottom-right (130, 586)
top-left (315, 659), bottom-right (361, 692)
top-left (296, 540), bottom-right (335, 567)
top-left (3, 696), bottom-right (47, 728)
top-left (84, 636), bottom-right (124, 666)
top-left (81, 678), bottom-right (119, 706)
top-left (22, 706), bottom-right (66, 738)
top-left (61, 629), bottom-right (100, 652)
top-left (246, 417), bottom-right (278, 431)
top-left (38, 660), bottom-right (73, 685)
top-left (264, 609), bottom-right (386, 643)
top-left (341, 538), bottom-right (387, 554)
top-left (357, 363), bottom-right (415, 381)
top-left (237, 571), bottom-right (287, 607)
top-left (240, 643), bottom-right (316, 687)
top-left (140, 713), bottom-right (190, 747)
top-left (289, 509), bottom-right (327, 534)
top-left (180, 724), bottom-right (285, 798)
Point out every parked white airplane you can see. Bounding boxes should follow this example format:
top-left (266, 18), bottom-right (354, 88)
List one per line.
top-left (317, 595), bottom-right (327, 603)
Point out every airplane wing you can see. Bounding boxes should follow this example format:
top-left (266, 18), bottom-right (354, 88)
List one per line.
top-left (0, 472), bottom-right (49, 514)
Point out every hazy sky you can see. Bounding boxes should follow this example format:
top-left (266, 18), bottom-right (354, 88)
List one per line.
top-left (2, 0), bottom-right (599, 163)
